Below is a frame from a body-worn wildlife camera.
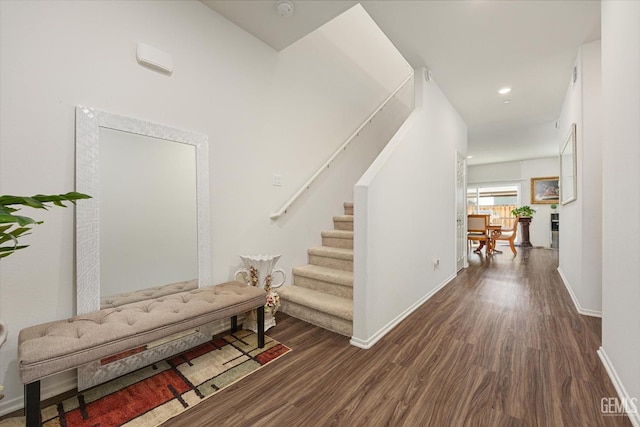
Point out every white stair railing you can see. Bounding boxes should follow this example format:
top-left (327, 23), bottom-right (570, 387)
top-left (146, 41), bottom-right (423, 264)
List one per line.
top-left (270, 72), bottom-right (414, 220)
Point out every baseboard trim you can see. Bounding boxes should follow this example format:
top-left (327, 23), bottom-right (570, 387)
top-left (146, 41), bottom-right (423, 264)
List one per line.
top-left (0, 396), bottom-right (23, 418)
top-left (556, 267), bottom-right (602, 318)
top-left (0, 375), bottom-right (76, 417)
top-left (350, 272), bottom-right (456, 349)
top-left (598, 347), bottom-right (640, 426)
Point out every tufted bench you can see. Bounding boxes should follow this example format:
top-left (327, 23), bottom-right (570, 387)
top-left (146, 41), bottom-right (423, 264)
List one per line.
top-left (18, 281), bottom-right (266, 427)
top-left (100, 278), bottom-right (198, 309)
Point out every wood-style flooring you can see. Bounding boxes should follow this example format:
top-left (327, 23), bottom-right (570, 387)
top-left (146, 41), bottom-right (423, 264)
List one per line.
top-left (164, 248), bottom-right (631, 427)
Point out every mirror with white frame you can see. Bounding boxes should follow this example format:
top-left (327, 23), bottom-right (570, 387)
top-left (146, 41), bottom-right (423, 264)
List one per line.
top-left (560, 123), bottom-right (577, 205)
top-left (75, 106), bottom-right (211, 314)
top-left (75, 106), bottom-right (212, 390)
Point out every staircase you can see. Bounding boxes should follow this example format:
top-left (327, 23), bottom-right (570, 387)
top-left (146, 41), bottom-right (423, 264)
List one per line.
top-left (279, 202), bottom-right (353, 336)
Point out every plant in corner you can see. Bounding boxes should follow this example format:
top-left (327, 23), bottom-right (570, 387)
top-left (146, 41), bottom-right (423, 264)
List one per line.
top-left (0, 192), bottom-right (91, 258)
top-left (511, 205), bottom-right (536, 218)
top-left (0, 192), bottom-right (90, 402)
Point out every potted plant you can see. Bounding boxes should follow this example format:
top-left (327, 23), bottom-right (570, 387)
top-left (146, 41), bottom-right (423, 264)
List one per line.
top-left (511, 205), bottom-right (536, 218)
top-left (510, 205), bottom-right (536, 248)
top-left (0, 192), bottom-right (91, 258)
top-left (0, 191), bottom-right (90, 398)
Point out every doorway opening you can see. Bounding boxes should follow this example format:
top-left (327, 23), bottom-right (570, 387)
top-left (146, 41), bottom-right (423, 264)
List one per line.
top-left (467, 185), bottom-right (519, 231)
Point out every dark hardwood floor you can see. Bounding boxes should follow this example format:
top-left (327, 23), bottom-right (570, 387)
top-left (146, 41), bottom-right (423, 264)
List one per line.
top-left (164, 248), bottom-right (631, 427)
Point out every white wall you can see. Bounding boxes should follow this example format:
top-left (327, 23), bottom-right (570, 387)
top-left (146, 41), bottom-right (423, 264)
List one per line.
top-left (352, 69), bottom-right (467, 347)
top-left (557, 40), bottom-right (602, 317)
top-left (601, 1), bottom-right (640, 424)
top-left (0, 1), bottom-right (411, 412)
top-left (468, 156), bottom-right (560, 248)
top-left (225, 3), bottom-right (413, 281)
top-left (469, 120), bottom-right (558, 166)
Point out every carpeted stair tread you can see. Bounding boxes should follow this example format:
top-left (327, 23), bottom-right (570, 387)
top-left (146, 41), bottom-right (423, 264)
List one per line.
top-left (321, 230), bottom-right (354, 239)
top-left (333, 215), bottom-right (353, 231)
top-left (308, 246), bottom-right (353, 271)
top-left (308, 246), bottom-right (353, 260)
top-left (321, 230), bottom-right (354, 249)
top-left (293, 264), bottom-right (353, 287)
top-left (281, 201), bottom-right (355, 336)
top-left (280, 301), bottom-right (352, 336)
top-left (278, 286), bottom-right (352, 321)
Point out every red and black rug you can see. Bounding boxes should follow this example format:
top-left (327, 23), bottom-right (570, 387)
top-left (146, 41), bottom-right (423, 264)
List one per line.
top-left (39, 330), bottom-right (290, 426)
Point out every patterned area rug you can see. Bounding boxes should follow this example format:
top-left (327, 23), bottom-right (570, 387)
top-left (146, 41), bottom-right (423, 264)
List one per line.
top-left (32, 330), bottom-right (289, 426)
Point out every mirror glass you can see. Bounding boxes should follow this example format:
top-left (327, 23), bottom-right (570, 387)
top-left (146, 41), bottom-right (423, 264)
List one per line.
top-left (99, 128), bottom-right (197, 297)
top-left (560, 123), bottom-right (577, 205)
top-left (76, 106), bottom-right (210, 314)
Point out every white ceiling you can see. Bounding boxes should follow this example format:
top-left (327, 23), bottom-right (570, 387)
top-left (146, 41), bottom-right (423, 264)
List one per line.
top-left (202, 0), bottom-right (601, 165)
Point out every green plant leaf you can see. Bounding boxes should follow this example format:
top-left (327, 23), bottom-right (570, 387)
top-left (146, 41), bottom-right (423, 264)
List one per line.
top-left (0, 206), bottom-right (18, 215)
top-left (0, 192), bottom-right (91, 209)
top-left (31, 192), bottom-right (92, 205)
top-left (0, 232), bottom-right (17, 246)
top-left (0, 229), bottom-right (31, 245)
top-left (0, 245), bottom-right (29, 258)
top-left (511, 205), bottom-right (536, 217)
top-left (0, 192), bottom-right (91, 258)
top-left (0, 196), bottom-right (44, 209)
top-left (22, 197), bottom-right (46, 209)
top-left (0, 213), bottom-right (39, 226)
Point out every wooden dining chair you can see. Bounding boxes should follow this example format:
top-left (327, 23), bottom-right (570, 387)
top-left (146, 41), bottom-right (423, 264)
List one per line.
top-left (467, 214), bottom-right (489, 252)
top-left (492, 216), bottom-right (519, 256)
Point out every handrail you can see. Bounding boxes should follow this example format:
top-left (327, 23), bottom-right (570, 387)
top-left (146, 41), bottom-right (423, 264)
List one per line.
top-left (270, 72), bottom-right (414, 220)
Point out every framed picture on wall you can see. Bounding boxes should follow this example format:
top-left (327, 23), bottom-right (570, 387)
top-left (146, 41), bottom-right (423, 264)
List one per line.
top-left (531, 176), bottom-right (560, 204)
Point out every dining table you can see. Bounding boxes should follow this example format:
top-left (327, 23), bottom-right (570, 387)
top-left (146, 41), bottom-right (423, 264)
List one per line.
top-left (486, 224), bottom-right (503, 254)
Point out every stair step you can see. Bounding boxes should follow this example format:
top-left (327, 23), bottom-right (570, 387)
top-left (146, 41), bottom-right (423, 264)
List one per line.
top-left (279, 286), bottom-right (353, 336)
top-left (282, 201), bottom-right (355, 336)
top-left (321, 230), bottom-right (354, 249)
top-left (293, 265), bottom-right (353, 298)
top-left (308, 246), bottom-right (353, 272)
top-left (333, 215), bottom-right (353, 231)
top-left (344, 202), bottom-right (353, 215)
top-left (279, 286), bottom-right (352, 320)
top-left (280, 301), bottom-right (353, 336)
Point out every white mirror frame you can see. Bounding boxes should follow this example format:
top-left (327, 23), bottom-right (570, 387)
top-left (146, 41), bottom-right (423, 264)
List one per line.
top-left (75, 105), bottom-right (211, 314)
top-left (560, 123), bottom-right (577, 205)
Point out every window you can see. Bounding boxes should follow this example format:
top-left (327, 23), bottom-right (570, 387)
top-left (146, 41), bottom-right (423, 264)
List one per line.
top-left (467, 185), bottom-right (518, 229)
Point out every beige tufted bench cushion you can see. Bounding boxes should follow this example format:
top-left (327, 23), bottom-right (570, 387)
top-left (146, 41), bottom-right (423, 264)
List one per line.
top-left (99, 279), bottom-right (198, 309)
top-left (18, 281), bottom-right (266, 426)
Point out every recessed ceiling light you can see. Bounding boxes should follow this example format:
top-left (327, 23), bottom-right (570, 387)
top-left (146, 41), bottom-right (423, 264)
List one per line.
top-left (503, 100), bottom-right (511, 104)
top-left (498, 87), bottom-right (511, 95)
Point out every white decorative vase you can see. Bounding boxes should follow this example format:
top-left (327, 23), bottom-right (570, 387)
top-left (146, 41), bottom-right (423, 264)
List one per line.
top-left (234, 254), bottom-right (286, 332)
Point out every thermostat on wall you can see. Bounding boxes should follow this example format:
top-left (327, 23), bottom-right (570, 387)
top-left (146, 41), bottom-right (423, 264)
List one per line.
top-left (136, 43), bottom-right (174, 75)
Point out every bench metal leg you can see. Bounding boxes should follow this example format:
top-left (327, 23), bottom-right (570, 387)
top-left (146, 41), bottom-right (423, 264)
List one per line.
top-left (24, 381), bottom-right (41, 427)
top-left (231, 315), bottom-right (238, 332)
top-left (257, 306), bottom-right (265, 348)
